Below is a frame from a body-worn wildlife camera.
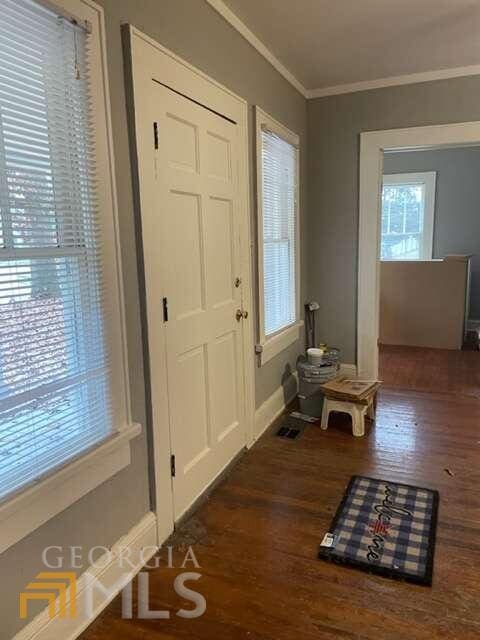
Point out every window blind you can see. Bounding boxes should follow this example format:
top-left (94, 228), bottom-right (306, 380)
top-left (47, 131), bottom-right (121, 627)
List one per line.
top-left (260, 128), bottom-right (298, 336)
top-left (0, 0), bottom-right (112, 500)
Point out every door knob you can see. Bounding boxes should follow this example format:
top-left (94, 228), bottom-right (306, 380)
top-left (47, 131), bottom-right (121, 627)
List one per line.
top-left (236, 309), bottom-right (248, 321)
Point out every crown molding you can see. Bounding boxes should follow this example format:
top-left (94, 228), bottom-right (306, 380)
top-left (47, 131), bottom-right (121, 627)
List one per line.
top-left (204, 0), bottom-right (480, 101)
top-left (306, 64), bottom-right (480, 99)
top-left (204, 0), bottom-right (308, 97)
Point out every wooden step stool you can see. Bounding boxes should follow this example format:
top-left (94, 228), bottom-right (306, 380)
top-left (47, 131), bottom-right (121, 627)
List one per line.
top-left (320, 379), bottom-right (381, 437)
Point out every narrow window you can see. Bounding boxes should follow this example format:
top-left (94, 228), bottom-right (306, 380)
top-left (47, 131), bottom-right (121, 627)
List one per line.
top-left (256, 108), bottom-right (300, 361)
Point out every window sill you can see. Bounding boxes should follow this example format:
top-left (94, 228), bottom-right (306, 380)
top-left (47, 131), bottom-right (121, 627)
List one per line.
top-left (0, 422), bottom-right (141, 555)
top-left (259, 321), bottom-right (304, 366)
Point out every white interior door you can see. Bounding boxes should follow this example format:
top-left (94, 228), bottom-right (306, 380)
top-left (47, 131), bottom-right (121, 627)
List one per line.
top-left (149, 82), bottom-right (246, 519)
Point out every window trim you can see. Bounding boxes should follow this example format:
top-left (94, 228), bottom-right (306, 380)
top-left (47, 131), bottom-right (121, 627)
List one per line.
top-left (381, 171), bottom-right (436, 261)
top-left (255, 107), bottom-right (302, 366)
top-left (0, 0), bottom-right (139, 554)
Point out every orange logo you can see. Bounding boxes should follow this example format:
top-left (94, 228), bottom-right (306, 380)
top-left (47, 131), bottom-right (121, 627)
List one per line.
top-left (19, 572), bottom-right (77, 619)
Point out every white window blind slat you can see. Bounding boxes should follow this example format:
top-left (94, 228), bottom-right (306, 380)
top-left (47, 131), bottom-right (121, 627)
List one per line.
top-left (260, 128), bottom-right (298, 337)
top-left (0, 0), bottom-right (113, 501)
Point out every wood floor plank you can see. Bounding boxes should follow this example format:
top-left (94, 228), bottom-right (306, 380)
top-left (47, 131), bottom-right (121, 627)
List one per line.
top-left (79, 347), bottom-right (480, 640)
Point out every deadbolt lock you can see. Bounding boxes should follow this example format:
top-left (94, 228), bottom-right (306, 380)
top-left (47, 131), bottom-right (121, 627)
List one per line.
top-left (234, 277), bottom-right (242, 288)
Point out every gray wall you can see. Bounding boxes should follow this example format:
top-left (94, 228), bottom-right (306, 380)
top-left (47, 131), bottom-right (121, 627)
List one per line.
top-left (307, 76), bottom-right (480, 363)
top-left (383, 147), bottom-right (480, 320)
top-left (2, 2), bottom-right (306, 638)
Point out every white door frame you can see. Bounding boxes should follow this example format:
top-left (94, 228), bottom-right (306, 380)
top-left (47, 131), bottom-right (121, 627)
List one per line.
top-left (126, 26), bottom-right (255, 544)
top-left (358, 121), bottom-right (480, 379)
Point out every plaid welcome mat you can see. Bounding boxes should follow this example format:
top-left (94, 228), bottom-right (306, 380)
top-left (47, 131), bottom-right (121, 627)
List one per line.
top-left (318, 476), bottom-right (439, 585)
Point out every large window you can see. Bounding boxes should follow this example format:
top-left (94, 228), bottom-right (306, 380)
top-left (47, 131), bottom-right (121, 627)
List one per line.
top-left (256, 108), bottom-right (300, 364)
top-left (381, 172), bottom-right (436, 261)
top-left (0, 0), bottom-right (132, 513)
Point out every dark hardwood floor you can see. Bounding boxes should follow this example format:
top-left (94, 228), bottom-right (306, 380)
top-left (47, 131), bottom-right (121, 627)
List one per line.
top-left (80, 350), bottom-right (480, 640)
top-left (379, 344), bottom-right (480, 398)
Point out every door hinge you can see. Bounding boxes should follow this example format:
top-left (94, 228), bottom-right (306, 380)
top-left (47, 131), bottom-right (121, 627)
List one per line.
top-left (153, 122), bottom-right (159, 150)
top-left (162, 297), bottom-right (169, 322)
top-left (170, 454), bottom-right (176, 478)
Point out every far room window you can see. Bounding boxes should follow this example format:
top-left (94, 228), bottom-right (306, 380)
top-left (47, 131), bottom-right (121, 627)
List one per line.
top-left (381, 172), bottom-right (436, 261)
top-left (256, 107), bottom-right (300, 363)
top-left (0, 0), bottom-right (129, 502)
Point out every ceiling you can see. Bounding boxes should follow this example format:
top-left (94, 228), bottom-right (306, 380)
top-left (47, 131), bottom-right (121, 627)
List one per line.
top-left (219, 0), bottom-right (480, 94)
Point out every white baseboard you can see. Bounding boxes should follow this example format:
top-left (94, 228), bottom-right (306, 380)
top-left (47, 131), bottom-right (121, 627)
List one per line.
top-left (253, 363), bottom-right (358, 443)
top-left (339, 363), bottom-right (358, 377)
top-left (253, 373), bottom-right (298, 443)
top-left (14, 512), bottom-right (158, 640)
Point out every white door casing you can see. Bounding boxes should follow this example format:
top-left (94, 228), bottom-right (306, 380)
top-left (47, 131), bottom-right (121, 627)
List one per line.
top-left (127, 27), bottom-right (255, 541)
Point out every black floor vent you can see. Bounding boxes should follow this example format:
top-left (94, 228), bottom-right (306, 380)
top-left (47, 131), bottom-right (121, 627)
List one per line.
top-left (276, 426), bottom-right (301, 440)
top-left (275, 417), bottom-right (306, 440)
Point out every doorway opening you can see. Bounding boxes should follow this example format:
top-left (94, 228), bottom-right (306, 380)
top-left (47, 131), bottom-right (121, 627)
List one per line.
top-left (357, 122), bottom-right (480, 394)
top-left (378, 146), bottom-right (479, 393)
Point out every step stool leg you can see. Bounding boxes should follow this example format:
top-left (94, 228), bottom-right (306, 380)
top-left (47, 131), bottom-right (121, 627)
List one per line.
top-left (367, 397), bottom-right (375, 420)
top-left (352, 405), bottom-right (367, 437)
top-left (321, 401), bottom-right (330, 430)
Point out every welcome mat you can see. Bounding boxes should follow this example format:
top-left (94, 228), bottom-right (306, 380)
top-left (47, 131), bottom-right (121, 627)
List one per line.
top-left (318, 476), bottom-right (439, 585)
